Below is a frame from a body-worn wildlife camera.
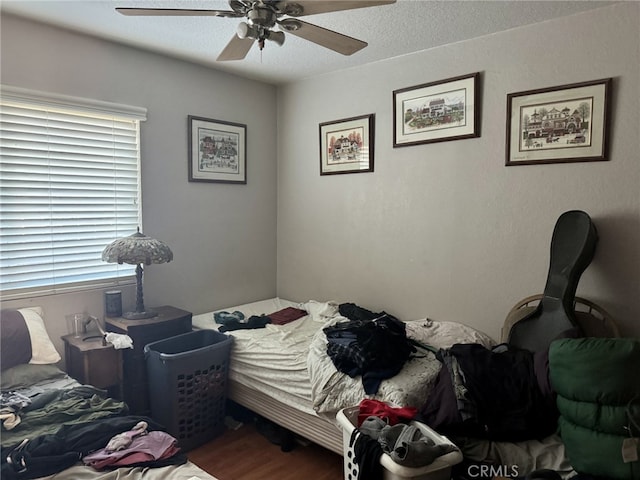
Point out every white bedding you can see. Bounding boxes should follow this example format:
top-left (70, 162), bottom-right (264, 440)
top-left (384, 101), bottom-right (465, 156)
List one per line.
top-left (192, 298), bottom-right (334, 415)
top-left (193, 298), bottom-right (495, 420)
top-left (308, 317), bottom-right (495, 418)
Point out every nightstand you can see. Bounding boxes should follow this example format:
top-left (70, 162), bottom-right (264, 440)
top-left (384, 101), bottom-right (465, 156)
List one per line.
top-left (61, 333), bottom-right (123, 399)
top-left (105, 305), bottom-right (192, 415)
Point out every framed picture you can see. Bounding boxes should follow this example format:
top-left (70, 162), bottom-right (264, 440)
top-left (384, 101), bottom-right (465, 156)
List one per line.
top-left (393, 72), bottom-right (480, 147)
top-left (506, 78), bottom-right (611, 166)
top-left (319, 114), bottom-right (375, 175)
top-left (188, 115), bottom-right (246, 183)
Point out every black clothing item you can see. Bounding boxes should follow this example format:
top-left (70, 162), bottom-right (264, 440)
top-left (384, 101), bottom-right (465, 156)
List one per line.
top-left (418, 356), bottom-right (461, 430)
top-left (218, 315), bottom-right (270, 332)
top-left (255, 417), bottom-right (296, 452)
top-left (1, 416), bottom-right (186, 480)
top-left (350, 429), bottom-right (384, 480)
top-left (420, 343), bottom-right (558, 442)
top-left (324, 314), bottom-right (416, 394)
top-left (339, 303), bottom-right (381, 322)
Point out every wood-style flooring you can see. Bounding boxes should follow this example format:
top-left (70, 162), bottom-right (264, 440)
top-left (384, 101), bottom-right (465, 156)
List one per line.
top-left (187, 421), bottom-right (344, 480)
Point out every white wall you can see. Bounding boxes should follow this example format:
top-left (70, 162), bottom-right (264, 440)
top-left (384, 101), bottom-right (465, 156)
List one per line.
top-left (1, 15), bottom-right (279, 357)
top-left (276, 3), bottom-right (640, 340)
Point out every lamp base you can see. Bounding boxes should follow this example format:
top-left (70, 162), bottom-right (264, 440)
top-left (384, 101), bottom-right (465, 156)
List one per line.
top-left (122, 309), bottom-right (158, 320)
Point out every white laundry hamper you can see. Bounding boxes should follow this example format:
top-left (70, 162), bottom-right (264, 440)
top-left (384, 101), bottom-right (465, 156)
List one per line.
top-left (337, 406), bottom-right (462, 480)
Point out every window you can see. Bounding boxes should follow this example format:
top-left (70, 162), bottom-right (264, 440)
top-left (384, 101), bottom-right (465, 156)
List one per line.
top-left (0, 86), bottom-right (147, 299)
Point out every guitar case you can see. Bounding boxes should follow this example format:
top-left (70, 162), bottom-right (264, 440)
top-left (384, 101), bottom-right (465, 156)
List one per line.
top-left (507, 210), bottom-right (598, 352)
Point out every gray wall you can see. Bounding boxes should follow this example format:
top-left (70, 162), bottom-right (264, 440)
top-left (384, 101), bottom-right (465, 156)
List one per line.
top-left (276, 3), bottom-right (640, 339)
top-left (1, 3), bottom-right (638, 365)
top-left (1, 14), bottom-right (279, 357)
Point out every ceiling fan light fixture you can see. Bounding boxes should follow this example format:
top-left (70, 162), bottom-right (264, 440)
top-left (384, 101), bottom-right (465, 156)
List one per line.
top-left (237, 21), bottom-right (258, 39)
top-left (266, 30), bottom-right (285, 46)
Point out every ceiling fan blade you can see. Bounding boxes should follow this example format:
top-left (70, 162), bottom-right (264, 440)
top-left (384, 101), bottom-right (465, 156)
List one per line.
top-left (281, 0), bottom-right (395, 17)
top-left (217, 34), bottom-right (256, 61)
top-left (278, 19), bottom-right (366, 55)
top-left (116, 8), bottom-right (243, 18)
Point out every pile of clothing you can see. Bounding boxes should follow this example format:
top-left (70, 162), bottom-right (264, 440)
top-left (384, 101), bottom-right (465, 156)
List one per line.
top-left (0, 392), bottom-right (30, 430)
top-left (1, 416), bottom-right (185, 480)
top-left (323, 303), bottom-right (418, 395)
top-left (419, 343), bottom-right (558, 442)
top-left (349, 399), bottom-right (459, 480)
top-left (1, 385), bottom-right (128, 449)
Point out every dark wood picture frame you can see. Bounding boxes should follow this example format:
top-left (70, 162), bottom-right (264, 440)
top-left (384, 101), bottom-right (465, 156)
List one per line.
top-left (188, 115), bottom-right (247, 183)
top-left (319, 114), bottom-right (375, 176)
top-left (506, 78), bottom-right (611, 166)
top-left (393, 72), bottom-right (480, 147)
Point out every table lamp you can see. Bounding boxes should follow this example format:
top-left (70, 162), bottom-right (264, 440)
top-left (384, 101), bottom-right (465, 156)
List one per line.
top-left (101, 227), bottom-right (173, 319)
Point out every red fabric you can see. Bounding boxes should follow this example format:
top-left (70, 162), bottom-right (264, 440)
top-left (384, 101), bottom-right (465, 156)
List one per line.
top-left (357, 399), bottom-right (417, 427)
top-left (267, 307), bottom-right (307, 325)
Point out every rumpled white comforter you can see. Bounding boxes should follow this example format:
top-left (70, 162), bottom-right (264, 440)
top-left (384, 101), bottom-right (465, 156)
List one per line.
top-left (308, 316), bottom-right (495, 418)
top-left (193, 298), bottom-right (495, 419)
top-left (192, 298), bottom-right (340, 414)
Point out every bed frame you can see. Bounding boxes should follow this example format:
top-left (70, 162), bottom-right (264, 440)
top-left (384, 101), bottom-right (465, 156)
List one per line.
top-left (228, 379), bottom-right (344, 455)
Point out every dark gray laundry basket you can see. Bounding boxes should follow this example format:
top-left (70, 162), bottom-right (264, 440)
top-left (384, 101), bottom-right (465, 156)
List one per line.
top-left (144, 329), bottom-right (233, 451)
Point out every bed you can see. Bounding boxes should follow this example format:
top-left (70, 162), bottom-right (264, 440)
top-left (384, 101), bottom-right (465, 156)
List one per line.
top-left (191, 297), bottom-right (495, 455)
top-left (0, 306), bottom-right (219, 480)
top-left (193, 297), bottom-right (585, 477)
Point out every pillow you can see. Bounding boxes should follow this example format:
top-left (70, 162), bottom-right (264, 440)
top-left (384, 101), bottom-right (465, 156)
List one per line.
top-left (0, 363), bottom-right (67, 391)
top-left (302, 300), bottom-right (339, 323)
top-left (20, 307), bottom-right (61, 365)
top-left (1, 308), bottom-right (32, 369)
top-left (0, 307), bottom-right (61, 370)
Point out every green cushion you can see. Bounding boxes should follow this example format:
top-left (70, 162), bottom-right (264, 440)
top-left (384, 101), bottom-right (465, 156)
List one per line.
top-left (559, 416), bottom-right (640, 480)
top-left (549, 338), bottom-right (640, 404)
top-left (556, 395), bottom-right (629, 435)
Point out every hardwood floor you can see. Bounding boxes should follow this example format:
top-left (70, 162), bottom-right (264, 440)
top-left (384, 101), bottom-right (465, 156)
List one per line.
top-left (187, 421), bottom-right (344, 480)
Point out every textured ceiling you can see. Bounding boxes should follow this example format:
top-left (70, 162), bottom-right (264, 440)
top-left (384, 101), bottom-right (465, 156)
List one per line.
top-left (1, 0), bottom-right (617, 85)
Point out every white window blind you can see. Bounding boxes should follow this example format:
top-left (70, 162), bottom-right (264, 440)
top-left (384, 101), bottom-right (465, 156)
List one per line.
top-left (0, 86), bottom-right (147, 298)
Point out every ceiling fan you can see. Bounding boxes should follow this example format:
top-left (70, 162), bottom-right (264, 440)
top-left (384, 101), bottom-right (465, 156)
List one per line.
top-left (116, 0), bottom-right (396, 61)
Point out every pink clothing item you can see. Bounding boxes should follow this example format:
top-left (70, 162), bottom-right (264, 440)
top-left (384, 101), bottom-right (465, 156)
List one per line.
top-left (83, 431), bottom-right (180, 470)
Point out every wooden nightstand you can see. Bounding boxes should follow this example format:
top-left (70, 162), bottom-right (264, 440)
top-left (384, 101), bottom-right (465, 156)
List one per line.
top-left (105, 305), bottom-right (192, 415)
top-left (61, 333), bottom-right (123, 399)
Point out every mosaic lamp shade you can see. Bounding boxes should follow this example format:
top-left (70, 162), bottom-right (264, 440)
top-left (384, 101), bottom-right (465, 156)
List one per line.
top-left (102, 227), bottom-right (173, 319)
